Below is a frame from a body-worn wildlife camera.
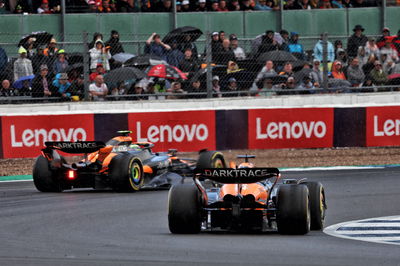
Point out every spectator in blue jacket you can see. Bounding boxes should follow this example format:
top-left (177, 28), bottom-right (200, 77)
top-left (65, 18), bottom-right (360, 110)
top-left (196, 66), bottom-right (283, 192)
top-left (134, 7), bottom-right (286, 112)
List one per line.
top-left (144, 33), bottom-right (171, 61)
top-left (52, 72), bottom-right (71, 100)
top-left (313, 34), bottom-right (335, 62)
top-left (254, 0), bottom-right (272, 10)
top-left (288, 32), bottom-right (305, 60)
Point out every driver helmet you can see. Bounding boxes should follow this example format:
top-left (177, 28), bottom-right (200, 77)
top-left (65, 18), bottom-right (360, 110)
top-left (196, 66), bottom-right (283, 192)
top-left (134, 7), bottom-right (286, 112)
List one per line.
top-left (129, 144), bottom-right (141, 150)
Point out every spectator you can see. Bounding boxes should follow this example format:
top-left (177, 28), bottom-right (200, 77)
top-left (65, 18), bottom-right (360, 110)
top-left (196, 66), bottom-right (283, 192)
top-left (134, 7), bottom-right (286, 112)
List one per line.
top-left (212, 75), bottom-right (222, 97)
top-left (288, 32), bottom-right (305, 60)
top-left (258, 77), bottom-right (278, 96)
top-left (129, 83), bottom-right (148, 100)
top-left (294, 0), bottom-right (312, 9)
top-left (167, 41), bottom-right (184, 68)
top-left (347, 24), bottom-right (368, 58)
top-left (330, 60), bottom-right (346, 80)
top-left (44, 38), bottom-right (58, 57)
top-left (364, 37), bottom-right (380, 59)
top-left (217, 0), bottom-right (229, 11)
top-left (334, 40), bottom-right (343, 58)
top-left (357, 46), bottom-right (368, 66)
top-left (0, 45), bottom-right (8, 78)
top-left (228, 0), bottom-right (241, 10)
top-left (98, 0), bottom-right (113, 12)
top-left (342, 0), bottom-right (352, 7)
top-left (319, 0), bottom-right (332, 8)
top-left (362, 54), bottom-right (377, 76)
top-left (376, 27), bottom-right (391, 49)
top-left (0, 79), bottom-right (18, 97)
top-left (346, 57), bottom-right (365, 86)
top-left (352, 0), bottom-right (369, 7)
top-left (279, 30), bottom-right (290, 51)
top-left (187, 79), bottom-right (206, 98)
top-left (14, 46), bottom-right (33, 81)
top-left (179, 34), bottom-right (198, 58)
top-left (157, 0), bottom-right (173, 12)
top-left (89, 74), bottom-right (108, 101)
top-left (167, 81), bottom-right (186, 99)
top-left (118, 0), bottom-right (139, 12)
top-left (227, 61), bottom-right (242, 73)
top-left (89, 40), bottom-right (111, 71)
top-left (258, 30), bottom-right (279, 54)
top-left (53, 49), bottom-right (69, 75)
top-left (313, 34), bottom-right (335, 62)
top-left (89, 63), bottom-right (106, 81)
top-left (284, 0), bottom-right (296, 9)
top-left (383, 60), bottom-right (396, 76)
top-left (31, 64), bottom-right (53, 97)
top-left (109, 0), bottom-right (117, 11)
top-left (215, 39), bottom-right (235, 65)
top-left (196, 0), bottom-right (208, 11)
top-left (310, 59), bottom-right (323, 87)
top-left (13, 4), bottom-right (23, 13)
top-left (25, 38), bottom-right (36, 59)
top-left (87, 0), bottom-right (98, 12)
top-left (279, 76), bottom-right (297, 94)
top-left (279, 62), bottom-right (294, 76)
top-left (31, 46), bottom-right (50, 74)
top-left (265, 0), bottom-right (279, 9)
top-left (380, 38), bottom-right (399, 63)
top-left (179, 48), bottom-right (200, 77)
top-left (181, 0), bottom-right (191, 11)
top-left (230, 35), bottom-right (246, 60)
top-left (240, 0), bottom-right (254, 10)
top-left (144, 33), bottom-right (171, 61)
top-left (88, 32), bottom-right (103, 50)
top-left (210, 32), bottom-right (222, 61)
top-left (254, 0), bottom-right (272, 10)
top-left (223, 77), bottom-right (241, 97)
top-left (52, 72), bottom-right (72, 99)
top-left (70, 74), bottom-right (85, 100)
top-left (37, 0), bottom-right (52, 13)
top-left (210, 1), bottom-right (219, 11)
top-left (0, 0), bottom-right (10, 14)
top-left (253, 60), bottom-right (277, 87)
top-left (219, 31), bottom-right (226, 43)
top-left (336, 48), bottom-right (348, 67)
top-left (105, 30), bottom-right (125, 56)
top-left (297, 76), bottom-right (316, 93)
top-left (331, 0), bottom-right (346, 8)
top-left (393, 30), bottom-right (400, 55)
top-left (369, 61), bottom-right (388, 87)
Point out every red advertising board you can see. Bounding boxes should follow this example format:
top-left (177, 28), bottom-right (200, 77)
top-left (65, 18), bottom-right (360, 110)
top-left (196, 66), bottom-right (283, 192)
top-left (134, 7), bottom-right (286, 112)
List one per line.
top-left (366, 106), bottom-right (400, 147)
top-left (248, 108), bottom-right (334, 149)
top-left (128, 111), bottom-right (215, 152)
top-left (1, 114), bottom-right (94, 158)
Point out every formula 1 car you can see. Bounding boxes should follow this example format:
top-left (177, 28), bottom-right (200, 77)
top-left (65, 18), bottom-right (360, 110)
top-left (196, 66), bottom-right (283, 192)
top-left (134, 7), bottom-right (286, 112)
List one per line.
top-left (33, 130), bottom-right (226, 192)
top-left (168, 155), bottom-right (326, 234)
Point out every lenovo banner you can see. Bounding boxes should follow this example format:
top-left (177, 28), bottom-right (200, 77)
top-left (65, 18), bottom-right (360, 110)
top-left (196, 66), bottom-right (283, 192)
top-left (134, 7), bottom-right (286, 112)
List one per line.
top-left (248, 108), bottom-right (334, 149)
top-left (128, 111), bottom-right (215, 152)
top-left (366, 106), bottom-right (400, 147)
top-left (2, 114), bottom-right (95, 158)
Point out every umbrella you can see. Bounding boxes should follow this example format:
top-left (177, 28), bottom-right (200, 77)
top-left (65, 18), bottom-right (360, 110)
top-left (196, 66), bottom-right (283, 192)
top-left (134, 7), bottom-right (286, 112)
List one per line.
top-left (124, 55), bottom-right (167, 67)
top-left (112, 53), bottom-right (135, 63)
top-left (104, 67), bottom-right (146, 84)
top-left (18, 31), bottom-right (53, 48)
top-left (67, 52), bottom-right (84, 64)
top-left (162, 26), bottom-right (203, 44)
top-left (294, 68), bottom-right (313, 82)
top-left (257, 51), bottom-right (298, 63)
top-left (13, 75), bottom-right (35, 89)
top-left (328, 78), bottom-right (351, 88)
top-left (256, 74), bottom-right (288, 88)
top-left (147, 64), bottom-right (187, 80)
top-left (189, 65), bottom-right (227, 83)
top-left (65, 63), bottom-right (83, 73)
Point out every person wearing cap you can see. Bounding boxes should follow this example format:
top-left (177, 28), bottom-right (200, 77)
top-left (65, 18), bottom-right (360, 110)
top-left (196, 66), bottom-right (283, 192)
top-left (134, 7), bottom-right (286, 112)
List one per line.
top-left (240, 0), bottom-right (254, 10)
top-left (230, 35), bottom-right (246, 60)
top-left (44, 38), bottom-right (58, 57)
top-left (288, 32), bottom-right (305, 60)
top-left (89, 39), bottom-right (111, 71)
top-left (278, 30), bottom-right (290, 51)
top-left (181, 0), bottom-right (191, 11)
top-left (105, 30), bottom-right (124, 56)
top-left (376, 27), bottom-right (392, 49)
top-left (52, 72), bottom-right (72, 99)
top-left (70, 74), bottom-right (85, 100)
top-left (187, 79), bottom-right (206, 99)
top-left (364, 37), bottom-right (380, 59)
top-left (144, 33), bottom-right (171, 61)
top-left (53, 49), bottom-right (69, 75)
top-left (313, 33), bottom-right (335, 62)
top-left (347, 24), bottom-right (368, 58)
top-left (258, 30), bottom-right (279, 54)
top-left (346, 57), bottom-right (365, 87)
top-left (196, 0), bottom-right (207, 11)
top-left (380, 37), bottom-right (399, 63)
top-left (330, 60), bottom-right (346, 80)
top-left (32, 64), bottom-right (53, 97)
top-left (31, 45), bottom-right (50, 74)
top-left (211, 75), bottom-right (222, 97)
top-left (89, 63), bottom-right (105, 81)
top-left (89, 75), bottom-right (108, 101)
top-left (14, 46), bottom-right (33, 81)
top-left (37, 0), bottom-right (52, 14)
top-left (87, 0), bottom-right (99, 12)
top-left (392, 30), bottom-right (400, 55)
top-left (369, 61), bottom-right (388, 87)
top-left (223, 77), bottom-right (241, 97)
top-left (167, 81), bottom-right (186, 99)
top-left (179, 48), bottom-right (200, 77)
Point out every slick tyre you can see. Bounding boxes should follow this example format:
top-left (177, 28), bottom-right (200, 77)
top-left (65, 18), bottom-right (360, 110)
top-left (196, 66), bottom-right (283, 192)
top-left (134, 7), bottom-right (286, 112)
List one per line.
top-left (277, 184), bottom-right (310, 235)
top-left (33, 155), bottom-right (62, 192)
top-left (196, 151), bottom-right (226, 169)
top-left (168, 184), bottom-right (202, 234)
top-left (109, 154), bottom-right (144, 192)
top-left (303, 182), bottom-right (326, 230)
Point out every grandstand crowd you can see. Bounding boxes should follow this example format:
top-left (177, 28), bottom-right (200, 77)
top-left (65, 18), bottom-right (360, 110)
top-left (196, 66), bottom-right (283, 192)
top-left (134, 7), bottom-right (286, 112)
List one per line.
top-left (1, 24), bottom-right (400, 102)
top-left (0, 0), bottom-right (393, 14)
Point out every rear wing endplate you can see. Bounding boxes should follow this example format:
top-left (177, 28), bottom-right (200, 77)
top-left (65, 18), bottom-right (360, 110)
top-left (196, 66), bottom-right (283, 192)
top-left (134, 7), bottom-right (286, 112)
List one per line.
top-left (194, 168), bottom-right (280, 184)
top-left (44, 141), bottom-right (106, 154)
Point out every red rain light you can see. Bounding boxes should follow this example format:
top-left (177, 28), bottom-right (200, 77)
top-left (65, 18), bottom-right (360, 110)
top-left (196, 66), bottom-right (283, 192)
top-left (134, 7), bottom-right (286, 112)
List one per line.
top-left (68, 170), bottom-right (76, 180)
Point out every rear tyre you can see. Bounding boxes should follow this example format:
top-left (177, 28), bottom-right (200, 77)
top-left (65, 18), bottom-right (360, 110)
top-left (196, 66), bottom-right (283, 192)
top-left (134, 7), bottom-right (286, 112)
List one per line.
top-left (109, 154), bottom-right (144, 192)
top-left (168, 184), bottom-right (202, 234)
top-left (33, 155), bottom-right (62, 192)
top-left (196, 151), bottom-right (226, 169)
top-left (303, 182), bottom-right (326, 230)
top-left (277, 184), bottom-right (310, 235)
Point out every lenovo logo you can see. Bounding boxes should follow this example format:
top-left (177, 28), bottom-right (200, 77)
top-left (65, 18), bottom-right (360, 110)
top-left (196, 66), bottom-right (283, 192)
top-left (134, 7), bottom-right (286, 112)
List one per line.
top-left (373, 115), bottom-right (400, 137)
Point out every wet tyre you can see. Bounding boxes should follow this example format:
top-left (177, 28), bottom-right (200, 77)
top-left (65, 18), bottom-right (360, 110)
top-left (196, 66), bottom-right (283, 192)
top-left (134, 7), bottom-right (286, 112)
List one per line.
top-left (196, 151), bottom-right (226, 169)
top-left (168, 184), bottom-right (202, 234)
top-left (277, 184), bottom-right (310, 235)
top-left (109, 154), bottom-right (144, 192)
top-left (33, 155), bottom-right (62, 192)
top-left (303, 181), bottom-right (326, 230)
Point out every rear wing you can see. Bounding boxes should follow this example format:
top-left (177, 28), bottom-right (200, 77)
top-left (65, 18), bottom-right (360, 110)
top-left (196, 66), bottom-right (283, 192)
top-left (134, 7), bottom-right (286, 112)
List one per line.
top-left (194, 168), bottom-right (280, 184)
top-left (44, 141), bottom-right (106, 154)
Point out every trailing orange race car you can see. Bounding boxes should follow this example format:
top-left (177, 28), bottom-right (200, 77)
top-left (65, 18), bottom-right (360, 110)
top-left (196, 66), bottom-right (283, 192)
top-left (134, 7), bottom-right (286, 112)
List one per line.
top-left (33, 130), bottom-right (226, 192)
top-left (168, 155), bottom-right (327, 234)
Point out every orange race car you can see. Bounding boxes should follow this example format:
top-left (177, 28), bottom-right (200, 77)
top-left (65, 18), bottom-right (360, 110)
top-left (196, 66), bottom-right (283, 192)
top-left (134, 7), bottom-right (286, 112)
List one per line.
top-left (33, 130), bottom-right (225, 192)
top-left (168, 155), bottom-right (327, 234)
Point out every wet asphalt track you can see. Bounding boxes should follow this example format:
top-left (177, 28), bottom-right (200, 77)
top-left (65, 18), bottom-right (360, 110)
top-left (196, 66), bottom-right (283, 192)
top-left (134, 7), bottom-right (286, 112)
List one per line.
top-left (0, 168), bottom-right (400, 266)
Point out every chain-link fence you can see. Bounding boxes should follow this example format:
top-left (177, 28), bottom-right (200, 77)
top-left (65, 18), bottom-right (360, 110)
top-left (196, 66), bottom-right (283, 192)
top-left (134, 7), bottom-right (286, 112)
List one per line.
top-left (1, 29), bottom-right (400, 103)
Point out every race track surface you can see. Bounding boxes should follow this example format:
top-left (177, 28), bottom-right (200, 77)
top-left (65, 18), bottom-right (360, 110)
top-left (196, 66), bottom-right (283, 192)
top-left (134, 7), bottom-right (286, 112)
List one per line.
top-left (1, 168), bottom-right (400, 266)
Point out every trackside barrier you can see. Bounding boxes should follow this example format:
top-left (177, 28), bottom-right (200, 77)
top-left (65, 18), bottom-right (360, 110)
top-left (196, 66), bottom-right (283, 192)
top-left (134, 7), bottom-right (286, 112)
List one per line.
top-left (0, 106), bottom-right (400, 159)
